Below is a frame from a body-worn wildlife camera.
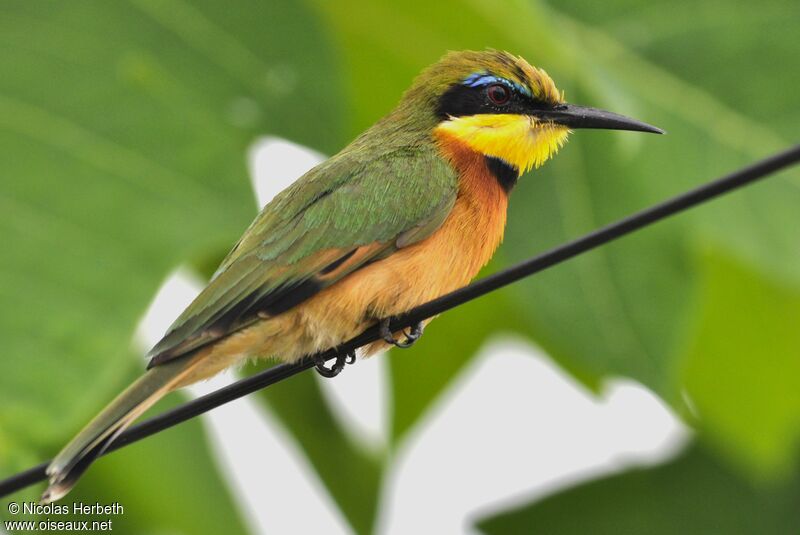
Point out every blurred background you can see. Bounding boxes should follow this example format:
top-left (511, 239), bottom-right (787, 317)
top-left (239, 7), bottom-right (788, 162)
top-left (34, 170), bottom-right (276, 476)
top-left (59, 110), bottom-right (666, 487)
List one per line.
top-left (1, 0), bottom-right (799, 533)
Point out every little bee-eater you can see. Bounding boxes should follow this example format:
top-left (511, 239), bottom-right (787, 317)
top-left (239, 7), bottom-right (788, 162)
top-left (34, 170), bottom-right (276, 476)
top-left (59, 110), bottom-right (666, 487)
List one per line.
top-left (43, 49), bottom-right (662, 502)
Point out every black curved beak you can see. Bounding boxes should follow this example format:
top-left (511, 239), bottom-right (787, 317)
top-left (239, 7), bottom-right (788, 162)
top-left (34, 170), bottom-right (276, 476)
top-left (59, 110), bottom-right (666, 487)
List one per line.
top-left (533, 104), bottom-right (665, 134)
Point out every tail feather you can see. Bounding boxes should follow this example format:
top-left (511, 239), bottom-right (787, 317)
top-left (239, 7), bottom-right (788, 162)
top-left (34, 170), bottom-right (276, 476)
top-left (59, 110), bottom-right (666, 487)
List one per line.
top-left (41, 355), bottom-right (201, 503)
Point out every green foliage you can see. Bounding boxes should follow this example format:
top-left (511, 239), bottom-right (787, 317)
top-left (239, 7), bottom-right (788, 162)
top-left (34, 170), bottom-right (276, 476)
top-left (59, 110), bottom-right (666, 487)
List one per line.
top-left (683, 249), bottom-right (800, 479)
top-left (0, 0), bottom-right (343, 531)
top-left (1, 380), bottom-right (249, 535)
top-left (1, 0), bottom-right (799, 533)
top-left (60, 393), bottom-right (251, 535)
top-left (477, 446), bottom-right (800, 535)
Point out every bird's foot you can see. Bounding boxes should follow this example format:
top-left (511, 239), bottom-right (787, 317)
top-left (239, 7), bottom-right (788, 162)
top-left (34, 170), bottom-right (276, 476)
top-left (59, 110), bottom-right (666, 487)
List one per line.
top-left (380, 319), bottom-right (424, 348)
top-left (314, 350), bottom-right (356, 378)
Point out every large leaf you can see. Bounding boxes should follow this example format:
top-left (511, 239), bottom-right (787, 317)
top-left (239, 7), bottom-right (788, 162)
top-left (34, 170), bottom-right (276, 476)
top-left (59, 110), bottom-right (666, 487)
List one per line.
top-left (0, 0), bottom-right (344, 442)
top-left (550, 0), bottom-right (800, 139)
top-left (0, 0), bottom-right (344, 445)
top-left (0, 372), bottom-right (249, 535)
top-left (538, 0), bottom-right (800, 287)
top-left (682, 250), bottom-right (800, 479)
top-left (0, 0), bottom-right (344, 529)
top-left (476, 445), bottom-right (800, 534)
top-left (502, 117), bottom-right (696, 396)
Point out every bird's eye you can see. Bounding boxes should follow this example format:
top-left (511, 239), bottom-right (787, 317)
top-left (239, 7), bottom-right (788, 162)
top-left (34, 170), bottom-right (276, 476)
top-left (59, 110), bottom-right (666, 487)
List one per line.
top-left (486, 83), bottom-right (511, 105)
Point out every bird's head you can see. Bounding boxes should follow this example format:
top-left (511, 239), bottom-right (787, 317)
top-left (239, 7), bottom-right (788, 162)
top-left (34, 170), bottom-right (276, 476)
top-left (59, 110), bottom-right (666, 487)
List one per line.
top-left (396, 50), bottom-right (662, 179)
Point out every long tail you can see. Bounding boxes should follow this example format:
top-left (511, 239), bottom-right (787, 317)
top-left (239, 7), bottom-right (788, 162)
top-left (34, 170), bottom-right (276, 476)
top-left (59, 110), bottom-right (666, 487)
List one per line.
top-left (41, 353), bottom-right (203, 503)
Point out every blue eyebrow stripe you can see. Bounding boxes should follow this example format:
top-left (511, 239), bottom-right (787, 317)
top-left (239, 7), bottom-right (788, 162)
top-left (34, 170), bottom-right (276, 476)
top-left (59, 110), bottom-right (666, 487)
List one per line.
top-left (462, 72), bottom-right (531, 97)
top-left (463, 73), bottom-right (497, 87)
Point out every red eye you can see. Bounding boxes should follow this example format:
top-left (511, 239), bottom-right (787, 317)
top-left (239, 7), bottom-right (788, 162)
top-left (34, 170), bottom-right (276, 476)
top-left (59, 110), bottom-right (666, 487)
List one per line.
top-left (487, 83), bottom-right (511, 105)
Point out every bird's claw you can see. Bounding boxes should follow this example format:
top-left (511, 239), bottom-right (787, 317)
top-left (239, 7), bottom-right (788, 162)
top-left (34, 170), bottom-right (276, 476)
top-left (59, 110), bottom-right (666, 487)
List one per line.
top-left (314, 350), bottom-right (355, 378)
top-left (380, 319), bottom-right (424, 348)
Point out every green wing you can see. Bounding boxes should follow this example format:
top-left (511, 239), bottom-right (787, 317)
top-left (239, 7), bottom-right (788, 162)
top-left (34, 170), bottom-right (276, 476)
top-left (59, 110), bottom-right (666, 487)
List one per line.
top-left (147, 145), bottom-right (457, 366)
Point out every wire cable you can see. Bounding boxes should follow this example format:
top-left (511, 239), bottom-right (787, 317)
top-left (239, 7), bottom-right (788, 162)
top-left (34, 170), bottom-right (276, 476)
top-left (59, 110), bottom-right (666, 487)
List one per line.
top-left (1, 143), bottom-right (799, 498)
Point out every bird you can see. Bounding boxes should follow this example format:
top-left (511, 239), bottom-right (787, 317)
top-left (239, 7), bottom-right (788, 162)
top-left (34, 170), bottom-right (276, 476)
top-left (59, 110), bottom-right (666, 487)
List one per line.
top-left (42, 49), bottom-right (662, 502)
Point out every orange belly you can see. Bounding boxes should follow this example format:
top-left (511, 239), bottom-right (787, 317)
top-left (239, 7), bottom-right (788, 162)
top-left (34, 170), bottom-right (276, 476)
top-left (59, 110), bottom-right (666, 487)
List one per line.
top-left (176, 134), bottom-right (509, 384)
top-left (289, 132), bottom-right (509, 355)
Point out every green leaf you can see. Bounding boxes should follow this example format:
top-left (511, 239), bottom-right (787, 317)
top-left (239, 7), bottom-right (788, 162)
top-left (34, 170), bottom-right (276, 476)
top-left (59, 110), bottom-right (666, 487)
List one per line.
top-left (540, 0), bottom-right (800, 289)
top-left (0, 0), bottom-right (344, 447)
top-left (476, 445), bottom-right (800, 535)
top-left (682, 249), bottom-right (800, 479)
top-left (503, 125), bottom-right (697, 397)
top-left (1, 384), bottom-right (249, 535)
top-left (550, 0), bottom-right (800, 139)
top-left (0, 0), bottom-right (343, 530)
top-left (62, 394), bottom-right (250, 535)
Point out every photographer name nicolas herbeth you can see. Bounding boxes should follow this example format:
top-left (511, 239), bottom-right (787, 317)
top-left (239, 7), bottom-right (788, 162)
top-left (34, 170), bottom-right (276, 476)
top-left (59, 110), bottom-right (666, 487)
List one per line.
top-left (22, 501), bottom-right (124, 515)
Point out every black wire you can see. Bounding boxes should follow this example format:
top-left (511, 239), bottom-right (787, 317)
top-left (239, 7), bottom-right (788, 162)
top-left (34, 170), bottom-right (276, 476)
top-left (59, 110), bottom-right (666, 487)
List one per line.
top-left (2, 144), bottom-right (799, 499)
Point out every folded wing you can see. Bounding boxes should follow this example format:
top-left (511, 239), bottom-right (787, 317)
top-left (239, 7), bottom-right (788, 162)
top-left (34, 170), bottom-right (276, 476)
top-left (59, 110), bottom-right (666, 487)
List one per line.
top-left (147, 146), bottom-right (458, 367)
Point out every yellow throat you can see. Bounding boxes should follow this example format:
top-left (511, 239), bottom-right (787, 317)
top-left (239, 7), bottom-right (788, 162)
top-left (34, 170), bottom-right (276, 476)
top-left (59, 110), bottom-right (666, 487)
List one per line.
top-left (434, 114), bottom-right (571, 174)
